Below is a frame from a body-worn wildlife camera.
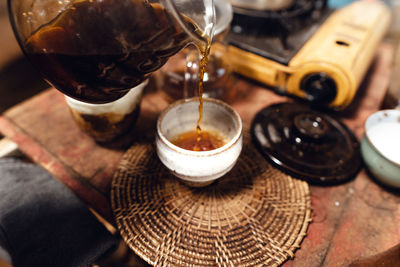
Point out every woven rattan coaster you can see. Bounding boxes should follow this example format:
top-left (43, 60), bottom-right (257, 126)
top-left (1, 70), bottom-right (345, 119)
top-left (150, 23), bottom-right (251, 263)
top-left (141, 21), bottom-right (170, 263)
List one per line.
top-left (111, 135), bottom-right (312, 266)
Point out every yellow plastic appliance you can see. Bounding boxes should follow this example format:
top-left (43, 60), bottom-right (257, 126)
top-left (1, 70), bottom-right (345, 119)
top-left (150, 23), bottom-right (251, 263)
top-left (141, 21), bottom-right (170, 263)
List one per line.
top-left (226, 1), bottom-right (391, 109)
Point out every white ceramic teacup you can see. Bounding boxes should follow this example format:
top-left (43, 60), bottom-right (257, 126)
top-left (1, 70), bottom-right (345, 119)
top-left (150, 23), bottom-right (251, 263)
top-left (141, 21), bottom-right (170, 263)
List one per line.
top-left (156, 97), bottom-right (243, 187)
top-left (65, 80), bottom-right (148, 147)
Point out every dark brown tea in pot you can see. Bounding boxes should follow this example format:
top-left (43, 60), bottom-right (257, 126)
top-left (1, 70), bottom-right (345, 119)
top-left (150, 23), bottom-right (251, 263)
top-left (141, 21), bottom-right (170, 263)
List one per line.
top-left (24, 0), bottom-right (203, 103)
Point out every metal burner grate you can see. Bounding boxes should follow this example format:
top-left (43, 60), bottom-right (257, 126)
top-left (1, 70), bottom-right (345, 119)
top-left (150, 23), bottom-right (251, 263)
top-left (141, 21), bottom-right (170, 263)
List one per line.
top-left (227, 0), bottom-right (331, 65)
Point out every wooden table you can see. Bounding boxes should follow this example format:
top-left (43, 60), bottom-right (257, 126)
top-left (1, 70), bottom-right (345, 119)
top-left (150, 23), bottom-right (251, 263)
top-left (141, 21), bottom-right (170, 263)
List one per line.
top-left (0, 43), bottom-right (398, 266)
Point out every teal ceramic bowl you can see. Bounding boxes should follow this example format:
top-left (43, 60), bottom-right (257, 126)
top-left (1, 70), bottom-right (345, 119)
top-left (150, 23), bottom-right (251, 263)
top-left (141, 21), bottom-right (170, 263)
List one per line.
top-left (361, 109), bottom-right (400, 188)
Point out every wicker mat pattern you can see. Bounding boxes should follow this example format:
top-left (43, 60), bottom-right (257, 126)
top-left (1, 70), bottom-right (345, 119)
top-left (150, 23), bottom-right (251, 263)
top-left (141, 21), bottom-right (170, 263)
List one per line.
top-left (111, 135), bottom-right (312, 266)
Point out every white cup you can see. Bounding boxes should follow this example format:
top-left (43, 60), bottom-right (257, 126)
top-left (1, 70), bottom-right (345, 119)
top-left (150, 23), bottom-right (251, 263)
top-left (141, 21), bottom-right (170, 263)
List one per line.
top-left (65, 80), bottom-right (148, 147)
top-left (156, 97), bottom-right (243, 187)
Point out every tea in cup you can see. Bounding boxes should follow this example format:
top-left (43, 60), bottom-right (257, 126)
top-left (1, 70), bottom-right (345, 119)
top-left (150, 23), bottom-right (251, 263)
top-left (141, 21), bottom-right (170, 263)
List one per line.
top-left (156, 97), bottom-right (243, 187)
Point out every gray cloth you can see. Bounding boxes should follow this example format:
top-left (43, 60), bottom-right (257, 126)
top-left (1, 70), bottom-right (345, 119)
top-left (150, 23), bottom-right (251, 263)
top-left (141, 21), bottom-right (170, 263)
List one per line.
top-left (0, 158), bottom-right (118, 267)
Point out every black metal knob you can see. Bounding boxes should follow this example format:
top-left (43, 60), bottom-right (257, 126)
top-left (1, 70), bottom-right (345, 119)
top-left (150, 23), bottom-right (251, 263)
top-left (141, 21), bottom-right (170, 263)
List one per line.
top-left (300, 73), bottom-right (337, 104)
top-left (293, 113), bottom-right (329, 141)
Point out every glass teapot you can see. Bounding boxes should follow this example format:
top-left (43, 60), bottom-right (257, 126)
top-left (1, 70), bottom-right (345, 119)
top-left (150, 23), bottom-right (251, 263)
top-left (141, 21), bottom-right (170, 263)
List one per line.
top-left (8, 0), bottom-right (216, 104)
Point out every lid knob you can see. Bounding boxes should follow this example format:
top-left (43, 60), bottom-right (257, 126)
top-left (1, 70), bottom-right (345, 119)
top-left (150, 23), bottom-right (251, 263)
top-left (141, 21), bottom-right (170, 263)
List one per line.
top-left (293, 113), bottom-right (328, 141)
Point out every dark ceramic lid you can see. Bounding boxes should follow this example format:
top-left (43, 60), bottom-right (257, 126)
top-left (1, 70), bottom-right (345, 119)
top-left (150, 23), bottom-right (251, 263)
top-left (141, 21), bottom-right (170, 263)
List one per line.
top-left (251, 102), bottom-right (361, 185)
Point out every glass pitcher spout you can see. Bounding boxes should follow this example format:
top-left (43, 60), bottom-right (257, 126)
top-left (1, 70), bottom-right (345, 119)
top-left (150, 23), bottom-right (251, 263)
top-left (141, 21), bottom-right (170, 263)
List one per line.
top-left (162, 0), bottom-right (216, 48)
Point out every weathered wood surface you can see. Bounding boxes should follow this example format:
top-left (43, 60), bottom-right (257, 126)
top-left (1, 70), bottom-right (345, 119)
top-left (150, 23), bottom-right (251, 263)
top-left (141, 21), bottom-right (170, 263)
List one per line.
top-left (0, 43), bottom-right (398, 266)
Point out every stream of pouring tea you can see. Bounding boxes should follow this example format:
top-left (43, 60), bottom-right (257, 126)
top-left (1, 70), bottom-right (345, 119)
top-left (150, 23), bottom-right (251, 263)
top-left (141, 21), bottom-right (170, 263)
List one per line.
top-left (24, 0), bottom-right (216, 149)
top-left (196, 39), bottom-right (212, 137)
top-left (172, 35), bottom-right (225, 152)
